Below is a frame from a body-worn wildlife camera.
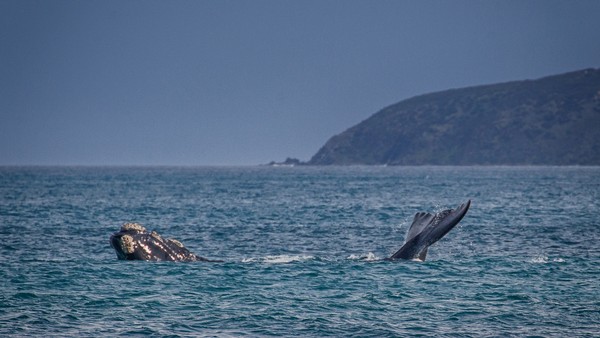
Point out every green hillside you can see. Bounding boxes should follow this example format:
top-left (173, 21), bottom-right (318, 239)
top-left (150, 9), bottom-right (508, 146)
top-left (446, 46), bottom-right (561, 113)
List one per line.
top-left (308, 68), bottom-right (600, 165)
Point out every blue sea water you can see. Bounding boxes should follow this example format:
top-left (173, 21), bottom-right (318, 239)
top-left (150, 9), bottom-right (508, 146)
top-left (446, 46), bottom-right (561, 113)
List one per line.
top-left (0, 166), bottom-right (599, 337)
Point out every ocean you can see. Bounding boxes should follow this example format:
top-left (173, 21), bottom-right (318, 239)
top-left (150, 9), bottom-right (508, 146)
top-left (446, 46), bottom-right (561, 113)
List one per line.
top-left (1, 166), bottom-right (598, 337)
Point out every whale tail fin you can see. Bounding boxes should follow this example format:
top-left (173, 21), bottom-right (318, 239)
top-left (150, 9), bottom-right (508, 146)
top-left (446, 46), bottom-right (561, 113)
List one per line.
top-left (390, 200), bottom-right (471, 261)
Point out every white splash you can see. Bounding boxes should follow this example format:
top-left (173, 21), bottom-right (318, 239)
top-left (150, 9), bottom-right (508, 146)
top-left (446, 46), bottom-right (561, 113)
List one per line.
top-left (242, 255), bottom-right (315, 264)
top-left (347, 252), bottom-right (380, 261)
top-left (530, 255), bottom-right (549, 264)
top-left (530, 255), bottom-right (565, 264)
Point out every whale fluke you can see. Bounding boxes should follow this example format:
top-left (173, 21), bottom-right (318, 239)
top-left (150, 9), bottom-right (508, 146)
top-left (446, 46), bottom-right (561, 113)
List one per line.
top-left (389, 200), bottom-right (471, 261)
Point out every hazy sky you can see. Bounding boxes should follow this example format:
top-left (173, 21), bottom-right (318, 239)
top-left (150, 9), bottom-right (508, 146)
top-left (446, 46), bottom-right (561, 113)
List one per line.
top-left (2, 0), bottom-right (600, 165)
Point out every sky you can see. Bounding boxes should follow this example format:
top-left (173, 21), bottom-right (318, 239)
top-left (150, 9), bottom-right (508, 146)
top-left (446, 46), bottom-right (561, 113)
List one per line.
top-left (1, 0), bottom-right (600, 166)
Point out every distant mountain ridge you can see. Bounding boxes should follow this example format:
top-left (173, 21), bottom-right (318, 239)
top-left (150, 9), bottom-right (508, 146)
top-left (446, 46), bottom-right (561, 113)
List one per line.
top-left (308, 68), bottom-right (600, 165)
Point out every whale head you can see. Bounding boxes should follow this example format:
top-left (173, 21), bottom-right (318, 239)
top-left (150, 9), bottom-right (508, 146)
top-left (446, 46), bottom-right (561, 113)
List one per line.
top-left (109, 223), bottom-right (204, 261)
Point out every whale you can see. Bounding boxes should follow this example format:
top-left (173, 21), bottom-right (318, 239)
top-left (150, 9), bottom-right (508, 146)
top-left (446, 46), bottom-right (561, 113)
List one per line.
top-left (109, 223), bottom-right (222, 262)
top-left (109, 200), bottom-right (470, 262)
top-left (388, 200), bottom-right (471, 261)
